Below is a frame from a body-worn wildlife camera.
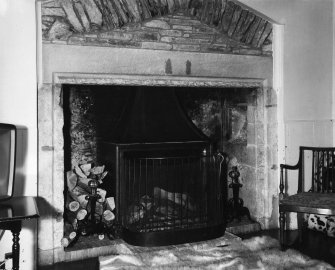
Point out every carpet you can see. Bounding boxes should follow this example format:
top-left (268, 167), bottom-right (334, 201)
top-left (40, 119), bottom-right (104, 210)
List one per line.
top-left (99, 234), bottom-right (335, 269)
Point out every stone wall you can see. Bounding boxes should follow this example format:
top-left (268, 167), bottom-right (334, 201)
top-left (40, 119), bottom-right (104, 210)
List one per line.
top-left (42, 1), bottom-right (272, 56)
top-left (64, 86), bottom-right (97, 168)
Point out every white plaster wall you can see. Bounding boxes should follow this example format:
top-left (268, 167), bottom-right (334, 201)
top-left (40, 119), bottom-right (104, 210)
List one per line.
top-left (239, 0), bottom-right (335, 228)
top-left (239, 0), bottom-right (334, 157)
top-left (0, 0), bottom-right (37, 269)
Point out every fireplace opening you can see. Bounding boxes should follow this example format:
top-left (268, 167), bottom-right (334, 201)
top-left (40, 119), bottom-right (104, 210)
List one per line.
top-left (62, 84), bottom-right (258, 247)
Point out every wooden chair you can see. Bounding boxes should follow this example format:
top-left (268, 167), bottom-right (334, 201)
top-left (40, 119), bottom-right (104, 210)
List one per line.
top-left (279, 146), bottom-right (335, 249)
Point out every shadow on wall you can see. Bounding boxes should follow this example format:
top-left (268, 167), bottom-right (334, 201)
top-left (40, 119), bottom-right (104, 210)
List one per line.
top-left (12, 126), bottom-right (28, 197)
top-left (35, 196), bottom-right (59, 222)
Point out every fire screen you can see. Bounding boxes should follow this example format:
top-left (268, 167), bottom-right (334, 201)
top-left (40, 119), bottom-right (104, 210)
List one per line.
top-left (101, 143), bottom-right (228, 246)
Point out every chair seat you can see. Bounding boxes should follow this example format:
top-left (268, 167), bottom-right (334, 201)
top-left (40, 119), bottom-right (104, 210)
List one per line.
top-left (280, 192), bottom-right (335, 215)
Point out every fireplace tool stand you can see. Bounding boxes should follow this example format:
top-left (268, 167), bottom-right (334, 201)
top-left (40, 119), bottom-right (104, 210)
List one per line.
top-left (83, 178), bottom-right (121, 239)
top-left (66, 179), bottom-right (119, 248)
top-left (83, 179), bottom-right (104, 235)
top-left (227, 166), bottom-right (252, 222)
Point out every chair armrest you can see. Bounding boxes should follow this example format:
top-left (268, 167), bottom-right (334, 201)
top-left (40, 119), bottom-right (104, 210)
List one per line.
top-left (279, 163), bottom-right (300, 200)
top-left (280, 163), bottom-right (299, 170)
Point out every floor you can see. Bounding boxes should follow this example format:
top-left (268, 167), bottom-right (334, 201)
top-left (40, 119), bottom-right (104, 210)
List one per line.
top-left (38, 229), bottom-right (335, 270)
top-left (242, 229), bottom-right (335, 267)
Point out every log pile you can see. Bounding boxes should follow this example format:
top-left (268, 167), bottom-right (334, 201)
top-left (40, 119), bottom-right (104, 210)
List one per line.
top-left (62, 163), bottom-right (116, 247)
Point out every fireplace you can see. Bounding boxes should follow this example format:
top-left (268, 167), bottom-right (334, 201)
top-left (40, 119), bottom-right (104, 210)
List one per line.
top-left (38, 74), bottom-right (275, 264)
top-left (38, 0), bottom-right (276, 264)
top-left (60, 83), bottom-right (266, 247)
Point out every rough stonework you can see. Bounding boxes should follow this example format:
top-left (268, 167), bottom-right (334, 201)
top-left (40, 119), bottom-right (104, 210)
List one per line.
top-left (66, 87), bottom-right (97, 168)
top-left (41, 0), bottom-right (272, 55)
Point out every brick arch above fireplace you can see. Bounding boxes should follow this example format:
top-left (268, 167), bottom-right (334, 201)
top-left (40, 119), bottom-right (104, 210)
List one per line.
top-left (42, 0), bottom-right (272, 52)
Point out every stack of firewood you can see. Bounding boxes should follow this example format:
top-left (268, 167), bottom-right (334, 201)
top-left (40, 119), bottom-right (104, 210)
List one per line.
top-left (61, 163), bottom-right (116, 247)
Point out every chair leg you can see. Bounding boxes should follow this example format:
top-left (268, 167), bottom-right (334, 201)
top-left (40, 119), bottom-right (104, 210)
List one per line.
top-left (279, 211), bottom-right (285, 250)
top-left (297, 213), bottom-right (304, 243)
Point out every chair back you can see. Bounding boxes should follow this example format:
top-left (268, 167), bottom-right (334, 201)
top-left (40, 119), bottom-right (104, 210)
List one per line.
top-left (298, 147), bottom-right (335, 193)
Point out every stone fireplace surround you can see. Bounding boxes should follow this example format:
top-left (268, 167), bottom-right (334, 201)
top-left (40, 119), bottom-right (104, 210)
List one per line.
top-left (38, 41), bottom-right (276, 264)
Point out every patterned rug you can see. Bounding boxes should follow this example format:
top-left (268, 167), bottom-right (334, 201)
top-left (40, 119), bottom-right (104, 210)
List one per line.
top-left (99, 233), bottom-right (334, 269)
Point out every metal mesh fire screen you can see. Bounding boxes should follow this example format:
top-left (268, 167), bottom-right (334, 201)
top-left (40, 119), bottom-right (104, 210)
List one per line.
top-left (99, 143), bottom-right (228, 246)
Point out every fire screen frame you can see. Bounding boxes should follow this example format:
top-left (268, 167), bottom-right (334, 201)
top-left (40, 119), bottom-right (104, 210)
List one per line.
top-left (99, 141), bottom-right (228, 246)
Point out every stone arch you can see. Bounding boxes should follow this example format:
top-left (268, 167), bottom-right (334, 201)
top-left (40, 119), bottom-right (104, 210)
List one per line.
top-left (42, 0), bottom-right (272, 48)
